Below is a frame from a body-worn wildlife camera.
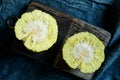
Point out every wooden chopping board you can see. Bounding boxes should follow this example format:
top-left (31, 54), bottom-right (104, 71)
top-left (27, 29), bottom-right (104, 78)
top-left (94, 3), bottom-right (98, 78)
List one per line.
top-left (11, 1), bottom-right (111, 80)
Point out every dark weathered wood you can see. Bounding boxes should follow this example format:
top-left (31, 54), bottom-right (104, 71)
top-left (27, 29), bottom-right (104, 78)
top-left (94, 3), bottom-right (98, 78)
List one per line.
top-left (68, 18), bottom-right (111, 46)
top-left (11, 1), bottom-right (111, 80)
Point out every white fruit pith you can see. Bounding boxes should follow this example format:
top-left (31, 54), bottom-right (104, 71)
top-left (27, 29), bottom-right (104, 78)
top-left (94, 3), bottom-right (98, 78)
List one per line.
top-left (73, 42), bottom-right (94, 63)
top-left (23, 19), bottom-right (48, 42)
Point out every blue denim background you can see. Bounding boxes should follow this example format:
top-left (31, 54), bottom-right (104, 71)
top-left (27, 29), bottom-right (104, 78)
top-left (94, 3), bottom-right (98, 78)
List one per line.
top-left (0, 0), bottom-right (120, 80)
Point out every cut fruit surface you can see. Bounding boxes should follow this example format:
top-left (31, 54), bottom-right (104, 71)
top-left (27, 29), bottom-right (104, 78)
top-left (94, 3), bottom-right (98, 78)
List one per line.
top-left (15, 10), bottom-right (58, 52)
top-left (62, 32), bottom-right (105, 73)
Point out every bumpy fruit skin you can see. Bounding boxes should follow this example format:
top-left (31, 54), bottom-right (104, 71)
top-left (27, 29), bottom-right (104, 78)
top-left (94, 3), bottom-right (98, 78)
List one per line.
top-left (15, 10), bottom-right (58, 52)
top-left (62, 32), bottom-right (105, 73)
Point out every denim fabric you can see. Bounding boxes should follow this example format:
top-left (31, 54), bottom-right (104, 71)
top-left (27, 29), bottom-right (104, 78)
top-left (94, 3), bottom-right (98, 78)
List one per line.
top-left (0, 0), bottom-right (120, 80)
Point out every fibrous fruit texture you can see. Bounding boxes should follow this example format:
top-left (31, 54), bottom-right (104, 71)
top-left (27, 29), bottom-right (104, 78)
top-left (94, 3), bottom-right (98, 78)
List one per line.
top-left (62, 32), bottom-right (105, 73)
top-left (15, 10), bottom-right (58, 52)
